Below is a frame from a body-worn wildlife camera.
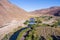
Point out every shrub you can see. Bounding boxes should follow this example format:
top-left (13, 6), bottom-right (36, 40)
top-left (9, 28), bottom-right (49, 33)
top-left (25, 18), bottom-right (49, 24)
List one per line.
top-left (47, 36), bottom-right (53, 40)
top-left (24, 20), bottom-right (30, 25)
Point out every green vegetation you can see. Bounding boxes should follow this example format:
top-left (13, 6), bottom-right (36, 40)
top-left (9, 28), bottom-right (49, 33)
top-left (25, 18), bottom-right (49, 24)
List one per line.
top-left (24, 29), bottom-right (40, 40)
top-left (50, 19), bottom-right (60, 27)
top-left (16, 28), bottom-right (30, 40)
top-left (57, 19), bottom-right (60, 26)
top-left (23, 16), bottom-right (60, 40)
top-left (24, 20), bottom-right (30, 25)
top-left (24, 16), bottom-right (60, 27)
top-left (2, 32), bottom-right (13, 40)
top-left (2, 34), bottom-right (9, 40)
top-left (47, 37), bottom-right (53, 40)
top-left (25, 31), bottom-right (32, 40)
top-left (4, 16), bottom-right (60, 40)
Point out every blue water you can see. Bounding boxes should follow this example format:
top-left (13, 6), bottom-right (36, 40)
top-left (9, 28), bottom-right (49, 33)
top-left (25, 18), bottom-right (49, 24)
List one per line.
top-left (29, 18), bottom-right (35, 25)
top-left (9, 27), bottom-right (28, 40)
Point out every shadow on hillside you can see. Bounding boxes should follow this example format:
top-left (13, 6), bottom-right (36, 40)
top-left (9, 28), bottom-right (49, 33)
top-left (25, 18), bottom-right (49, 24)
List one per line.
top-left (39, 36), bottom-right (46, 40)
top-left (54, 11), bottom-right (60, 16)
top-left (51, 35), bottom-right (60, 40)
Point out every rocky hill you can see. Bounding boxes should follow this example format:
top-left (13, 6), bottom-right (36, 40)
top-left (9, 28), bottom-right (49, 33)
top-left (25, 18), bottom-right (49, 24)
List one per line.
top-left (30, 6), bottom-right (60, 16)
top-left (0, 0), bottom-right (34, 27)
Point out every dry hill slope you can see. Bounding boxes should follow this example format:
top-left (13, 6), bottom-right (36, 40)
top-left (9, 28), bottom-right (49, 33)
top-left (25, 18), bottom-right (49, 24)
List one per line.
top-left (0, 0), bottom-right (35, 27)
top-left (30, 6), bottom-right (60, 16)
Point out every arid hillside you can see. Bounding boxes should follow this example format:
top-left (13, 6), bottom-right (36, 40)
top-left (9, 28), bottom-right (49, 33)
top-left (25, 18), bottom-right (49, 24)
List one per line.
top-left (30, 6), bottom-right (60, 16)
top-left (0, 0), bottom-right (35, 27)
top-left (0, 0), bottom-right (37, 39)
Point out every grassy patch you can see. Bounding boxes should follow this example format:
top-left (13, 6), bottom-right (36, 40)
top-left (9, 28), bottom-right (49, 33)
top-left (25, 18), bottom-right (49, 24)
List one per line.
top-left (16, 28), bottom-right (30, 40)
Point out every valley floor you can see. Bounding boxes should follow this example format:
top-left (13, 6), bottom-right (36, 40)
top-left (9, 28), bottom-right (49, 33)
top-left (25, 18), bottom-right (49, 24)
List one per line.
top-left (0, 20), bottom-right (25, 40)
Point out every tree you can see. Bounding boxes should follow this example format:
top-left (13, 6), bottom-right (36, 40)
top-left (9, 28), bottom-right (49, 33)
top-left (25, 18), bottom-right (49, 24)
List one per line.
top-left (24, 20), bottom-right (29, 25)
